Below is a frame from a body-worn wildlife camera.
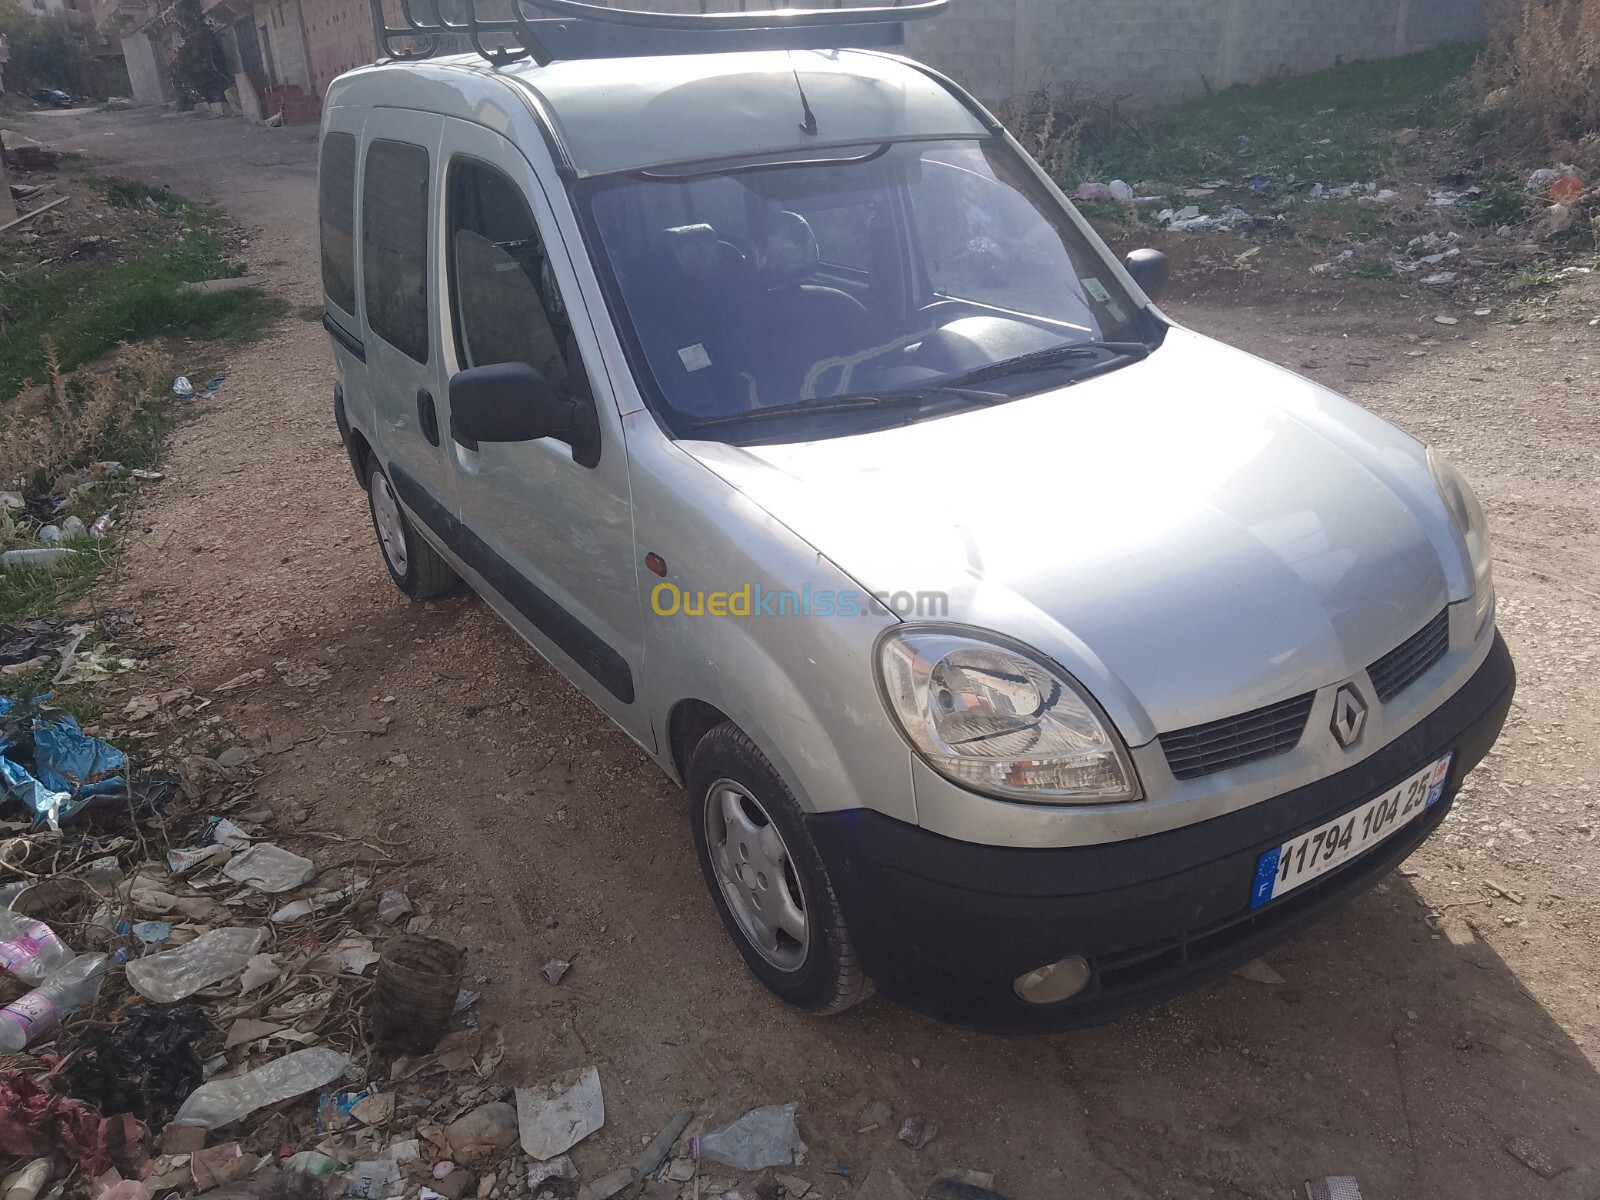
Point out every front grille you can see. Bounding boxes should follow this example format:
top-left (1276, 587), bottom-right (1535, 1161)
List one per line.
top-left (1159, 692), bottom-right (1315, 781)
top-left (1367, 609), bottom-right (1450, 703)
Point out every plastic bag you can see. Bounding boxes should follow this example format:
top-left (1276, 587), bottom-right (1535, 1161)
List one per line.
top-left (691, 1103), bottom-right (804, 1171)
top-left (61, 1005), bottom-right (208, 1123)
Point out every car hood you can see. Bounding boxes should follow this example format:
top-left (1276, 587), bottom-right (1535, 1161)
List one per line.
top-left (682, 328), bottom-right (1463, 743)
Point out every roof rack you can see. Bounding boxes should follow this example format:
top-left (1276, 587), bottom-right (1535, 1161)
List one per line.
top-left (369, 0), bottom-right (947, 68)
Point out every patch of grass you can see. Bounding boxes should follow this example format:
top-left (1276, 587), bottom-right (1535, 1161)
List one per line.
top-left (297, 303), bottom-right (325, 322)
top-left (1461, 170), bottom-right (1532, 227)
top-left (1075, 44), bottom-right (1481, 188)
top-left (0, 232), bottom-right (282, 399)
top-left (91, 176), bottom-right (190, 214)
top-left (1350, 258), bottom-right (1398, 280)
top-left (0, 538), bottom-right (115, 626)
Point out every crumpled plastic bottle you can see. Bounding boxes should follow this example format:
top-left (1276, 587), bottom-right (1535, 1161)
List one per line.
top-left (691, 1103), bottom-right (805, 1171)
top-left (0, 911), bottom-right (76, 985)
top-left (0, 953), bottom-right (109, 1051)
top-left (172, 1046), bottom-right (351, 1130)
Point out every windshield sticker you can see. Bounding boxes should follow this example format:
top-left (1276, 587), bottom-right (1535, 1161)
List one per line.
top-left (1106, 300), bottom-right (1128, 324)
top-left (1081, 277), bottom-right (1112, 304)
top-left (678, 343), bottom-right (712, 373)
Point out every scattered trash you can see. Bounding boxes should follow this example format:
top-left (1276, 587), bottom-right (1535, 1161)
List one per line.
top-left (172, 1046), bottom-right (351, 1130)
top-left (0, 910), bottom-right (76, 984)
top-left (125, 926), bottom-right (266, 1003)
top-left (896, 1116), bottom-right (936, 1150)
top-left (516, 1067), bottom-right (605, 1160)
top-left (1, 548), bottom-right (78, 572)
top-left (0, 953), bottom-right (109, 1050)
top-left (377, 888), bottom-right (412, 924)
top-left (62, 1004), bottom-right (208, 1123)
top-left (1421, 273), bottom-right (1457, 287)
top-left (221, 842), bottom-right (316, 892)
top-left (693, 1103), bottom-right (804, 1171)
top-left (171, 375), bottom-right (226, 400)
top-left (346, 1158), bottom-right (403, 1200)
top-left (372, 935), bottom-right (464, 1054)
top-left (1304, 1179), bottom-right (1362, 1200)
top-left (0, 1070), bottom-right (152, 1177)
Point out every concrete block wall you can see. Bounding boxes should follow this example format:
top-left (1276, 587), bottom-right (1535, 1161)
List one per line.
top-left (901, 0), bottom-right (1485, 106)
top-left (297, 0), bottom-right (1484, 108)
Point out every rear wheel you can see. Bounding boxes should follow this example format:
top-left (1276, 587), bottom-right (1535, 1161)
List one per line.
top-left (368, 463), bottom-right (458, 600)
top-left (688, 722), bottom-right (868, 1014)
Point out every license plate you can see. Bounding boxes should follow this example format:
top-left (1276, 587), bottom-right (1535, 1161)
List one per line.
top-left (1250, 753), bottom-right (1453, 909)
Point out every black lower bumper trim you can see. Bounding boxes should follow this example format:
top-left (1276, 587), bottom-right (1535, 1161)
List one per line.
top-left (809, 633), bottom-right (1515, 1034)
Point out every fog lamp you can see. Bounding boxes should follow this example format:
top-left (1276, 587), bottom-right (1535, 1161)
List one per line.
top-left (1013, 955), bottom-right (1091, 1005)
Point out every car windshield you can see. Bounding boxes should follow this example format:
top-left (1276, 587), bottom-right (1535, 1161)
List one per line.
top-left (577, 138), bottom-right (1157, 444)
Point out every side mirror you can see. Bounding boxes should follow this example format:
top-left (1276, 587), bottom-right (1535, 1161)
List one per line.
top-left (450, 362), bottom-right (570, 444)
top-left (1124, 248), bottom-right (1170, 303)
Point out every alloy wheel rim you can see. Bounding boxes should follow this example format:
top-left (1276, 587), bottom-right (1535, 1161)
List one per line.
top-left (372, 473), bottom-right (410, 577)
top-left (704, 779), bottom-right (810, 971)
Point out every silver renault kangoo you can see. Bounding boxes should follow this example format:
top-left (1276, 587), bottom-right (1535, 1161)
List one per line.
top-left (320, 0), bottom-right (1514, 1031)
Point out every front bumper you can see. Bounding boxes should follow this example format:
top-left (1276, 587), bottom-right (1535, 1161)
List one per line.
top-left (808, 632), bottom-right (1515, 1034)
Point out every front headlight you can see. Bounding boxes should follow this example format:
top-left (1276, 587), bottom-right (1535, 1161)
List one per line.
top-left (875, 628), bottom-right (1139, 803)
top-left (1427, 448), bottom-right (1494, 633)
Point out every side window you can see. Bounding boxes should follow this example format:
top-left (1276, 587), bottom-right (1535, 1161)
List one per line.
top-left (318, 132), bottom-right (357, 314)
top-left (447, 159), bottom-right (584, 398)
top-left (362, 139), bottom-right (431, 363)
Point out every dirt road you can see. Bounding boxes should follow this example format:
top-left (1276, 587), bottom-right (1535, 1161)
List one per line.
top-left (24, 107), bottom-right (1600, 1200)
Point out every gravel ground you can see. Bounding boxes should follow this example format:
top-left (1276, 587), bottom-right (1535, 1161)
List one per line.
top-left (19, 106), bottom-right (1600, 1200)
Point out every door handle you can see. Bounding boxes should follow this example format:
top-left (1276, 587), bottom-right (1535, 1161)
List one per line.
top-left (417, 389), bottom-right (440, 447)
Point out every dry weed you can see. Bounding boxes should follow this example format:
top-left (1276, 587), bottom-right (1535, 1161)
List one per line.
top-left (993, 81), bottom-right (1133, 180)
top-left (0, 340), bottom-right (167, 491)
top-left (1471, 0), bottom-right (1600, 170)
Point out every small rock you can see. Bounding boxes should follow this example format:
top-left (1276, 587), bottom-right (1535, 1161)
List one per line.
top-left (446, 1102), bottom-right (520, 1164)
top-left (435, 1163), bottom-right (458, 1180)
top-left (574, 1166), bottom-right (633, 1200)
top-left (856, 1168), bottom-right (917, 1200)
top-left (1433, 315), bottom-right (1458, 326)
top-left (216, 746), bottom-right (251, 768)
top-left (1232, 959), bottom-right (1285, 985)
top-left (774, 1174), bottom-right (809, 1198)
top-left (541, 959), bottom-right (571, 985)
top-left (434, 1169), bottom-right (475, 1200)
top-left (478, 1175), bottom-right (496, 1200)
top-left (665, 1160), bottom-right (696, 1183)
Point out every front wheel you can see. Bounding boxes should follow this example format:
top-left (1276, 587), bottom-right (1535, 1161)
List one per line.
top-left (688, 722), bottom-right (868, 1014)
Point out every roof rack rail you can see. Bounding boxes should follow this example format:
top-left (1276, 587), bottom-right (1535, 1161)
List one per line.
top-left (369, 0), bottom-right (947, 68)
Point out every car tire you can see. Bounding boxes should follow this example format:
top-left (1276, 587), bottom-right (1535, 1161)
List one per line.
top-left (367, 463), bottom-right (458, 600)
top-left (688, 721), bottom-right (869, 1014)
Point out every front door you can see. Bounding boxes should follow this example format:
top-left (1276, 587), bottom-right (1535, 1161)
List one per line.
top-left (357, 109), bottom-right (459, 543)
top-left (436, 119), bottom-right (647, 742)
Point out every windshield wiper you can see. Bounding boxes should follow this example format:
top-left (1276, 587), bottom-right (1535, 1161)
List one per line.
top-left (688, 391), bottom-right (933, 431)
top-left (941, 340), bottom-right (1151, 389)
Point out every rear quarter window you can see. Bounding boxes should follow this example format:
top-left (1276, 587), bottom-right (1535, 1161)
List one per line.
top-left (318, 132), bottom-right (357, 314)
top-left (362, 138), bottom-right (431, 363)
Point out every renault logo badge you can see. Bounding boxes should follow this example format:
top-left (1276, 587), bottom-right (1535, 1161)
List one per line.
top-left (1331, 685), bottom-right (1367, 748)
